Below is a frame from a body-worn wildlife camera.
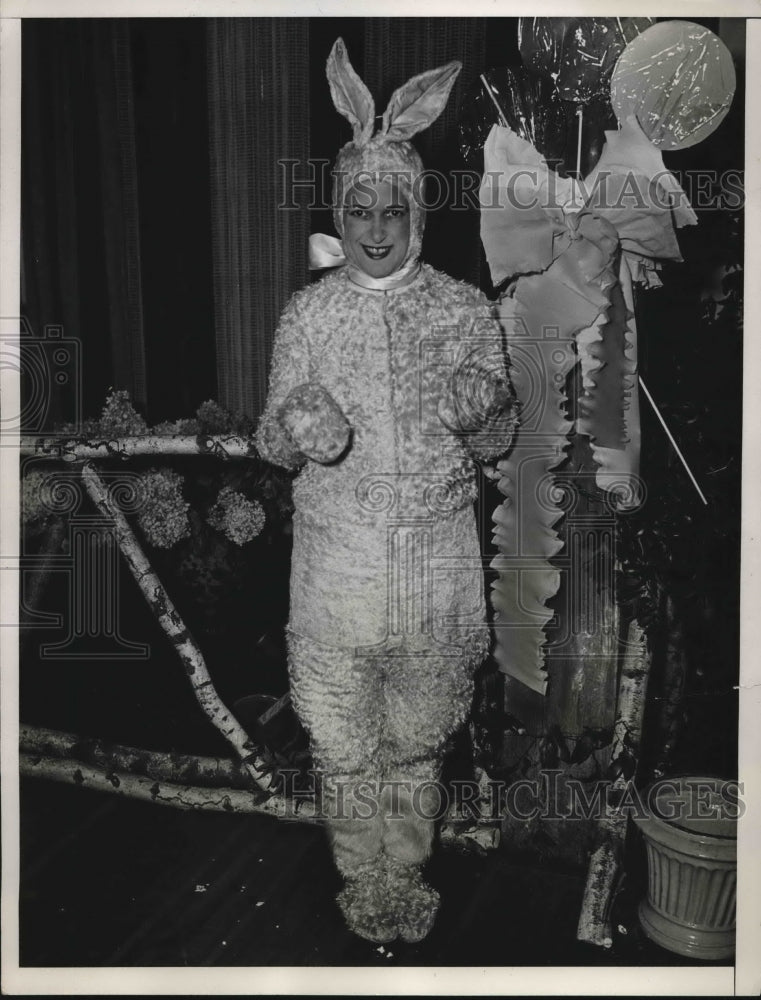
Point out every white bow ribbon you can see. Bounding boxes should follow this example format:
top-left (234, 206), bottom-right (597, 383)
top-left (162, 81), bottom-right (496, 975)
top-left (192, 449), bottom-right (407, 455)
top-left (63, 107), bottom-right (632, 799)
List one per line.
top-left (308, 233), bottom-right (346, 270)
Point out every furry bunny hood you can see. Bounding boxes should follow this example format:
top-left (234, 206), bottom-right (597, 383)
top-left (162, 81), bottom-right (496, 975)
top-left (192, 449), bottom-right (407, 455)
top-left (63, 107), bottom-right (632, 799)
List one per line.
top-left (327, 38), bottom-right (461, 277)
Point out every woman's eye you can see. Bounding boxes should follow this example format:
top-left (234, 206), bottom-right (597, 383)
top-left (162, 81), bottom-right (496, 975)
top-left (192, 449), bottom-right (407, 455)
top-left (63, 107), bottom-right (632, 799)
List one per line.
top-left (348, 208), bottom-right (366, 218)
top-left (385, 209), bottom-right (405, 218)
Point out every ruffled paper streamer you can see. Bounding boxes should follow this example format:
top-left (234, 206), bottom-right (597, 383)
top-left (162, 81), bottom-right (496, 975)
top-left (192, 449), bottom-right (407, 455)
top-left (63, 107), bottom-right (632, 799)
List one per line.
top-left (490, 299), bottom-right (574, 693)
top-left (480, 120), bottom-right (694, 689)
top-left (582, 254), bottom-right (642, 505)
top-left (486, 215), bottom-right (620, 693)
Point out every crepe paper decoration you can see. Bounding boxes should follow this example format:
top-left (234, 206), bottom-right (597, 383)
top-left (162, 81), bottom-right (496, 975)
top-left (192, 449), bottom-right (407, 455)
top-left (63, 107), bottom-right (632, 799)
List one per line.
top-left (479, 125), bottom-right (589, 283)
top-left (480, 117), bottom-right (700, 688)
top-left (480, 122), bottom-right (631, 454)
top-left (327, 36), bottom-right (461, 146)
top-left (580, 254), bottom-right (642, 509)
top-left (576, 283), bottom-right (631, 449)
top-left (584, 115), bottom-right (697, 251)
top-left (640, 377), bottom-right (708, 505)
top-left (518, 17), bottom-right (655, 104)
top-left (610, 20), bottom-right (736, 150)
top-left (480, 119), bottom-right (694, 457)
top-left (487, 209), bottom-right (622, 691)
top-left (489, 299), bottom-right (576, 694)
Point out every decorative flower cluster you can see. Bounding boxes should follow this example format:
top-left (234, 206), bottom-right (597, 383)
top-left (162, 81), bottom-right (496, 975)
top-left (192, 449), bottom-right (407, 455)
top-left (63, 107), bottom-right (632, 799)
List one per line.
top-left (136, 468), bottom-right (191, 549)
top-left (206, 487), bottom-right (266, 546)
top-left (98, 388), bottom-right (149, 437)
top-left (25, 391), bottom-right (290, 550)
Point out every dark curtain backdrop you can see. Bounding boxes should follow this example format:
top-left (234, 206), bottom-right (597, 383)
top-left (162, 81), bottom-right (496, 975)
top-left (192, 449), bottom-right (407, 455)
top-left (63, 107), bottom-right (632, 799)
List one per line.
top-left (22, 19), bottom-right (217, 426)
top-left (21, 17), bottom-right (500, 426)
top-left (207, 19), bottom-right (310, 421)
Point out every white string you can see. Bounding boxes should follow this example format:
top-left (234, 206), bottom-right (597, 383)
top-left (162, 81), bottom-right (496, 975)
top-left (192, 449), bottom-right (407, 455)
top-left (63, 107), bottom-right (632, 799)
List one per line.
top-left (576, 105), bottom-right (584, 178)
top-left (640, 377), bottom-right (709, 505)
top-left (480, 73), bottom-right (508, 128)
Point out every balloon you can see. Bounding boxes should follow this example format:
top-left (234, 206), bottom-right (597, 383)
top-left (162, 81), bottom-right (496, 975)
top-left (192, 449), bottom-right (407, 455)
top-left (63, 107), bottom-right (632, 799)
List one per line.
top-left (459, 63), bottom-right (565, 169)
top-left (610, 20), bottom-right (736, 150)
top-left (458, 63), bottom-right (616, 177)
top-left (518, 17), bottom-right (655, 104)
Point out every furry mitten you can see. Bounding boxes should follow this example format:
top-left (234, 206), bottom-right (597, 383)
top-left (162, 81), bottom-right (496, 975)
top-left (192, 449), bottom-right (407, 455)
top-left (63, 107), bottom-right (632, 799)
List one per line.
top-left (438, 370), bottom-right (512, 433)
top-left (385, 857), bottom-right (440, 944)
top-left (336, 859), bottom-right (398, 944)
top-left (278, 383), bottom-right (351, 464)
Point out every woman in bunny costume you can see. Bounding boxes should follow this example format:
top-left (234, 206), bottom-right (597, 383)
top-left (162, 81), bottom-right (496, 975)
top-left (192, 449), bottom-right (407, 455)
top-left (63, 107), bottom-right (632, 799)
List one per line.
top-left (256, 38), bottom-right (517, 944)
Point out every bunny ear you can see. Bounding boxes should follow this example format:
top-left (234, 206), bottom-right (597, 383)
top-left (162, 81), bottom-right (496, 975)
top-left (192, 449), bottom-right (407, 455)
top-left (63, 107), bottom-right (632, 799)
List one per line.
top-left (326, 38), bottom-right (375, 144)
top-left (380, 60), bottom-right (462, 142)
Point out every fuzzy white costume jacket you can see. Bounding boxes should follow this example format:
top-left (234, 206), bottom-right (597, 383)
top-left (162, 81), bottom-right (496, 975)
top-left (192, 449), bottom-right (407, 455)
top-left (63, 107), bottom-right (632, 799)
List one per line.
top-left (257, 262), bottom-right (517, 665)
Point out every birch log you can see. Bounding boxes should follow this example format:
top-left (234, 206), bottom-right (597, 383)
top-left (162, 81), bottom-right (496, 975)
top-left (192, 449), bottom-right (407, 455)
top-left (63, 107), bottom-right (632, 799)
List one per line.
top-left (576, 618), bottom-right (651, 947)
top-left (80, 462), bottom-right (271, 793)
top-left (20, 752), bottom-right (498, 852)
top-left (19, 753), bottom-right (315, 820)
top-left (20, 434), bottom-right (258, 461)
top-left (20, 725), bottom-right (254, 789)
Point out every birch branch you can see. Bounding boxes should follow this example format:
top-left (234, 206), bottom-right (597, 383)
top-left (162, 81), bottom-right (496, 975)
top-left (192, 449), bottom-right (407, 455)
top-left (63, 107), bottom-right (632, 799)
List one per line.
top-left (19, 725), bottom-right (254, 789)
top-left (20, 753), bottom-right (315, 821)
top-left (80, 462), bottom-right (271, 793)
top-left (20, 434), bottom-right (258, 461)
top-left (577, 618), bottom-right (652, 947)
top-left (20, 753), bottom-right (499, 852)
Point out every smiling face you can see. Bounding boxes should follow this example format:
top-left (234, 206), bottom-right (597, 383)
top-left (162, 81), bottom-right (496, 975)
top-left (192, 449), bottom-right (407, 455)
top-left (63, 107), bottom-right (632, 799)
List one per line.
top-left (342, 178), bottom-right (411, 279)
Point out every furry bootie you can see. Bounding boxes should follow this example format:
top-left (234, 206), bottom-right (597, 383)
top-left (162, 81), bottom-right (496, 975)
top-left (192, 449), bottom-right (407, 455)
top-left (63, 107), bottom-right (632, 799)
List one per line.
top-left (385, 858), bottom-right (440, 944)
top-left (336, 861), bottom-right (398, 944)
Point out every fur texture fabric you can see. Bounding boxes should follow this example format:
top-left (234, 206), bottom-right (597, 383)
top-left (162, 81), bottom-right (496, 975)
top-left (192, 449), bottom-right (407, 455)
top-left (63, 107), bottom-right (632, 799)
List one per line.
top-left (256, 266), bottom-right (516, 904)
top-left (385, 856), bottom-right (441, 943)
top-left (336, 859), bottom-right (398, 944)
top-left (255, 36), bottom-right (516, 943)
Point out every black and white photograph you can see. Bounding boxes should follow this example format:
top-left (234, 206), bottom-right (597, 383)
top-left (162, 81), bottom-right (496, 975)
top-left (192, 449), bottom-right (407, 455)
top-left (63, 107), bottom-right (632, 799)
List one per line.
top-left (1, 2), bottom-right (759, 994)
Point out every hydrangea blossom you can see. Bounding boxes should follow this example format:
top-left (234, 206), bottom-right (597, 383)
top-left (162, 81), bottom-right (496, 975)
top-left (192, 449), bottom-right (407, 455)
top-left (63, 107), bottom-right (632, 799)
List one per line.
top-left (136, 468), bottom-right (191, 548)
top-left (207, 487), bottom-right (266, 546)
top-left (99, 388), bottom-right (149, 437)
top-left (196, 400), bottom-right (233, 435)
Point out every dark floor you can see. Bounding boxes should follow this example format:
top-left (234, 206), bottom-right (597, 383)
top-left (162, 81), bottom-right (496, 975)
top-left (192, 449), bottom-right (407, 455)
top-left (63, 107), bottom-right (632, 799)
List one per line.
top-left (18, 779), bottom-right (733, 969)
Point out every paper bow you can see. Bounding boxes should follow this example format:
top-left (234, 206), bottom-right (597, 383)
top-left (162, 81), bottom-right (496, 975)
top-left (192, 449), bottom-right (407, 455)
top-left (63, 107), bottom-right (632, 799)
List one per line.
top-left (480, 118), bottom-right (695, 693)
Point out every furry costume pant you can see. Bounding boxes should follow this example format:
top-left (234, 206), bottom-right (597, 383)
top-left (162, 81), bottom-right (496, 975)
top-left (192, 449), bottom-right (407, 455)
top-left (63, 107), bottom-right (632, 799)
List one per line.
top-left (287, 631), bottom-right (479, 874)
